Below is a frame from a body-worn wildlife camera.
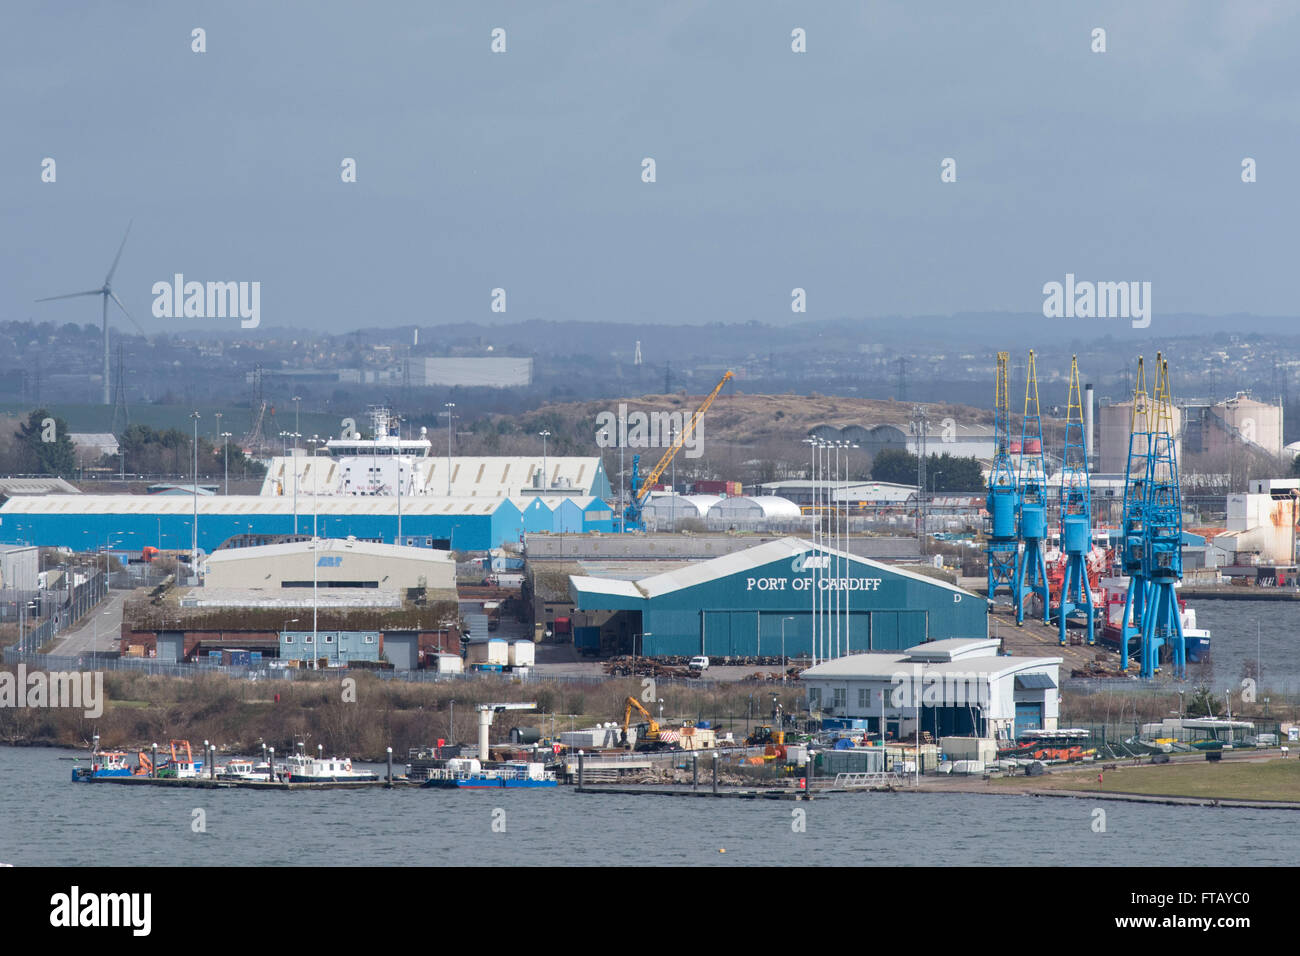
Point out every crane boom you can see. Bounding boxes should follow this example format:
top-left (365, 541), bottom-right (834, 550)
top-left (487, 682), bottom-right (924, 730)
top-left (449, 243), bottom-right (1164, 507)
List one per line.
top-left (637, 370), bottom-right (733, 497)
top-left (623, 370), bottom-right (734, 530)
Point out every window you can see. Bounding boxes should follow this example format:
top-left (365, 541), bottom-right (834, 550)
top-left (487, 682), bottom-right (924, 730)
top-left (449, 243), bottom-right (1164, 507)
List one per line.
top-left (858, 687), bottom-right (870, 709)
top-left (807, 687), bottom-right (821, 707)
top-left (284, 635), bottom-right (294, 644)
top-left (364, 635), bottom-right (375, 644)
top-left (833, 688), bottom-right (847, 711)
top-left (324, 635), bottom-right (334, 644)
top-left (304, 636), bottom-right (314, 644)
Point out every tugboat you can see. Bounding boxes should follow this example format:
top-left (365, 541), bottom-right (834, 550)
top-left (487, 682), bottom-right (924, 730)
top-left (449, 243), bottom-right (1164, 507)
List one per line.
top-left (280, 747), bottom-right (378, 783)
top-left (216, 759), bottom-right (273, 782)
top-left (421, 758), bottom-right (557, 789)
top-left (71, 750), bottom-right (134, 782)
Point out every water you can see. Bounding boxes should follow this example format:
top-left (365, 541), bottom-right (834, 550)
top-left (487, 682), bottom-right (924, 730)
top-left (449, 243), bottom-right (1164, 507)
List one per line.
top-left (1190, 601), bottom-right (1300, 695)
top-left (2, 746), bottom-right (1295, 866)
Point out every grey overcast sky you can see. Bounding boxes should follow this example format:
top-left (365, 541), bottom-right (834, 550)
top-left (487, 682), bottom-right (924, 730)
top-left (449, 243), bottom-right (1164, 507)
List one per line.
top-left (1, 1), bottom-right (1296, 335)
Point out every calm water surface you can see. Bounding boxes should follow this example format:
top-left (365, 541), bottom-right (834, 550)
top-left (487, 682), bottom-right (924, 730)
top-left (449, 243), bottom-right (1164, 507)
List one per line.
top-left (1, 746), bottom-right (1295, 866)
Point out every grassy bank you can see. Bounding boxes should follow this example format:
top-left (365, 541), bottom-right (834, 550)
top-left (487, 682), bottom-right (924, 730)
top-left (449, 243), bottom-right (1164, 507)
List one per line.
top-left (0, 669), bottom-right (804, 760)
top-left (991, 757), bottom-right (1300, 803)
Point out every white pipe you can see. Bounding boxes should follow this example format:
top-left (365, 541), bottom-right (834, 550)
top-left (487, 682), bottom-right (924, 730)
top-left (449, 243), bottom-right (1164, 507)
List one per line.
top-left (478, 708), bottom-right (492, 762)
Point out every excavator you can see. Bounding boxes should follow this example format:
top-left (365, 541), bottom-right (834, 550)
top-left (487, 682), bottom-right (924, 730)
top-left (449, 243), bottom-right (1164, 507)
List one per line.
top-left (620, 696), bottom-right (677, 752)
top-left (623, 370), bottom-right (734, 531)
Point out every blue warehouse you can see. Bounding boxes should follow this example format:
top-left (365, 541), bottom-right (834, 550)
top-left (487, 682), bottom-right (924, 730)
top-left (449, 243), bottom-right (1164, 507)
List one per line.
top-left (0, 494), bottom-right (615, 554)
top-left (569, 537), bottom-right (987, 657)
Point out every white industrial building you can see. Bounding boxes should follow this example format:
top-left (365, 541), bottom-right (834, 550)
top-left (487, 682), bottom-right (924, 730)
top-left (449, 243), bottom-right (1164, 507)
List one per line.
top-left (641, 494), bottom-right (720, 523)
top-left (1212, 478), bottom-right (1299, 567)
top-left (706, 496), bottom-right (802, 521)
top-left (406, 356), bottom-right (533, 388)
top-left (202, 538), bottom-right (456, 592)
top-left (800, 638), bottom-right (1062, 743)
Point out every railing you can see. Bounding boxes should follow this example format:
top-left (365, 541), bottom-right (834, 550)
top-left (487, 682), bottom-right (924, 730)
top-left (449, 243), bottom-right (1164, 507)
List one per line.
top-left (832, 770), bottom-right (913, 789)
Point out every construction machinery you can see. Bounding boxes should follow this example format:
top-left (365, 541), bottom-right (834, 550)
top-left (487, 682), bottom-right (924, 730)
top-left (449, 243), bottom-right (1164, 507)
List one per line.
top-left (622, 370), bottom-right (734, 531)
top-left (745, 725), bottom-right (785, 747)
top-left (986, 352), bottom-right (1019, 601)
top-left (1014, 350), bottom-right (1049, 625)
top-left (1056, 356), bottom-right (1095, 646)
top-left (620, 696), bottom-right (676, 751)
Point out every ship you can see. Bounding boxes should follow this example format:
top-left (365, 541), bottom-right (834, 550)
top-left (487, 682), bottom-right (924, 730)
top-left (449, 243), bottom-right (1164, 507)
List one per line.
top-left (71, 750), bottom-right (134, 782)
top-left (281, 752), bottom-right (378, 783)
top-left (1097, 576), bottom-right (1211, 664)
top-left (420, 758), bottom-right (557, 789)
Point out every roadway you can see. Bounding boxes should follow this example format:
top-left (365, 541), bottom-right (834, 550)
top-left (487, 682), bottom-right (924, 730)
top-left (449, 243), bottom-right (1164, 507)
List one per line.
top-left (47, 589), bottom-right (128, 658)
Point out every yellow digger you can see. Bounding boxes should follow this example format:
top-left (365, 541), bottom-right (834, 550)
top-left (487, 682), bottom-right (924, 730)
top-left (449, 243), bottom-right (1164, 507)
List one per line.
top-left (620, 696), bottom-right (677, 752)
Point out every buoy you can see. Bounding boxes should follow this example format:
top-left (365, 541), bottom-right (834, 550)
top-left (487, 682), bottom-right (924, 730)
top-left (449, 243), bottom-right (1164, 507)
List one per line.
top-left (719, 848), bottom-right (726, 854)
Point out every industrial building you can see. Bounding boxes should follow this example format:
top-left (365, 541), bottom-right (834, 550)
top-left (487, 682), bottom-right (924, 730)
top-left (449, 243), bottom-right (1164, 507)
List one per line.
top-left (405, 356), bottom-right (534, 388)
top-left (203, 538), bottom-right (456, 592)
top-left (1211, 478), bottom-right (1299, 571)
top-left (568, 537), bottom-right (985, 657)
top-left (800, 638), bottom-right (1062, 741)
top-left (120, 539), bottom-right (461, 668)
top-left (807, 423), bottom-right (996, 462)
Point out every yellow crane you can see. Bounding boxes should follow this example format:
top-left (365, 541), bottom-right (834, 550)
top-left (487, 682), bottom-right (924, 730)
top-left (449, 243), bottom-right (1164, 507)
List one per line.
top-left (623, 370), bottom-right (734, 530)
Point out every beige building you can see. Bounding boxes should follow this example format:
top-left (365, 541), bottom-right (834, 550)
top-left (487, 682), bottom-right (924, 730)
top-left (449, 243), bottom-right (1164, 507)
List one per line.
top-left (202, 538), bottom-right (456, 592)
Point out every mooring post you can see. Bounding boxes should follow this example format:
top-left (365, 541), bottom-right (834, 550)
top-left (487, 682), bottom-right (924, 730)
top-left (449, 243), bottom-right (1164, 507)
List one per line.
top-left (268, 746), bottom-right (275, 785)
top-left (712, 753), bottom-right (719, 794)
top-left (578, 752), bottom-right (585, 791)
top-left (386, 746), bottom-right (393, 787)
top-left (692, 754), bottom-right (699, 791)
top-left (150, 742), bottom-right (157, 779)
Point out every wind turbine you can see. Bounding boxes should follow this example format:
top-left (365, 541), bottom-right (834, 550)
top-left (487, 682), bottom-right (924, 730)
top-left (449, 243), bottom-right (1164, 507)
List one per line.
top-left (36, 222), bottom-right (146, 405)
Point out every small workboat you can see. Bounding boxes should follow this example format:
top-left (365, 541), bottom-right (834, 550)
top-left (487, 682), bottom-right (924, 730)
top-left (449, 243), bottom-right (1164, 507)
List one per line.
top-left (421, 759), bottom-right (557, 789)
top-left (281, 752), bottom-right (378, 783)
top-left (71, 750), bottom-right (134, 782)
top-left (216, 759), bottom-right (273, 782)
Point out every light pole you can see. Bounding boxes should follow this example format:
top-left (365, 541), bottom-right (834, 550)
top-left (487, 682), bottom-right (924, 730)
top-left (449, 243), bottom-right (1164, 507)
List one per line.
top-left (539, 430), bottom-right (551, 491)
top-left (781, 616), bottom-right (794, 680)
top-left (190, 411), bottom-right (200, 570)
top-left (670, 425), bottom-right (677, 531)
top-left (619, 410), bottom-right (626, 533)
top-left (291, 431), bottom-right (301, 536)
top-left (443, 403), bottom-right (455, 496)
top-left (221, 432), bottom-right (232, 495)
top-left (292, 396), bottom-right (301, 453)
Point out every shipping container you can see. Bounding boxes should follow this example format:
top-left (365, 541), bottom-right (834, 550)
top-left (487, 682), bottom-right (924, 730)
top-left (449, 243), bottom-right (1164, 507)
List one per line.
top-left (434, 653), bottom-right (463, 674)
top-left (466, 639), bottom-right (509, 665)
top-left (509, 641), bottom-right (535, 668)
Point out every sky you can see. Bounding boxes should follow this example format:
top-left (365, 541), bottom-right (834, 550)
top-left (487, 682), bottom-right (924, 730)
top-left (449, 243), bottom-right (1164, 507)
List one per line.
top-left (1, 1), bottom-right (1297, 336)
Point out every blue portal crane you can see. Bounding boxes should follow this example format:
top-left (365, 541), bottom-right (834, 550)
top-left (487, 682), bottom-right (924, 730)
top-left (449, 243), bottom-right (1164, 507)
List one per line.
top-left (1117, 356), bottom-right (1152, 671)
top-left (986, 351), bottom-right (1019, 602)
top-left (1139, 355), bottom-right (1185, 679)
top-left (1056, 356), bottom-right (1094, 646)
top-left (1014, 350), bottom-right (1049, 625)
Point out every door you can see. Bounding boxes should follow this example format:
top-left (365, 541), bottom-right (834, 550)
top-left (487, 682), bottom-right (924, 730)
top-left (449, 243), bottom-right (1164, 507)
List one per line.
top-left (1014, 702), bottom-right (1043, 738)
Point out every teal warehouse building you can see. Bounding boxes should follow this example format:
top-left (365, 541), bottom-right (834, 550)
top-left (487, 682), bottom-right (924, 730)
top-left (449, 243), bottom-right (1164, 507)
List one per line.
top-left (568, 537), bottom-right (987, 657)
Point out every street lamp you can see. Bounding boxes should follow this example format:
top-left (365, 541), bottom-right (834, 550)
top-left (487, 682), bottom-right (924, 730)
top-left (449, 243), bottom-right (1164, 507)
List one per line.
top-left (190, 411), bottom-right (201, 569)
top-left (539, 431), bottom-right (551, 491)
top-left (781, 616), bottom-right (795, 681)
top-left (220, 432), bottom-right (232, 495)
top-left (443, 403), bottom-right (455, 496)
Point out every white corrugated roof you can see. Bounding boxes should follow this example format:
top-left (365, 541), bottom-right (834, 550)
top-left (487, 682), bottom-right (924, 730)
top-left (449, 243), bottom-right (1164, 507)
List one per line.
top-left (707, 495), bottom-right (802, 518)
top-left (568, 574), bottom-right (644, 600)
top-left (802, 651), bottom-right (1062, 680)
top-left (631, 537), bottom-right (977, 600)
top-left (206, 537), bottom-right (453, 565)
